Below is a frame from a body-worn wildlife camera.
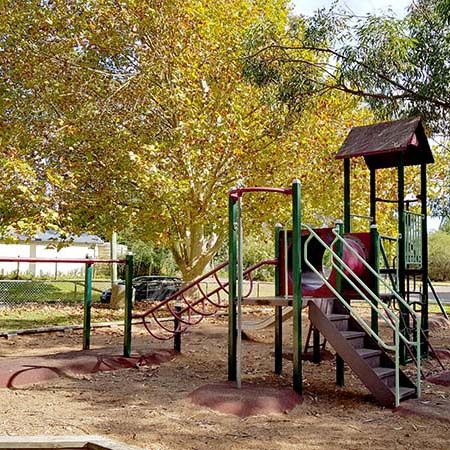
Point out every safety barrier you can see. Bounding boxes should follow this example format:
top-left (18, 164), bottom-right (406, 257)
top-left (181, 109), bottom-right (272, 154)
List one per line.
top-left (0, 256), bottom-right (134, 357)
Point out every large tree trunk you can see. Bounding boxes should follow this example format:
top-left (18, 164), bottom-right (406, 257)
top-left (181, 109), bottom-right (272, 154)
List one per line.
top-left (170, 222), bottom-right (223, 284)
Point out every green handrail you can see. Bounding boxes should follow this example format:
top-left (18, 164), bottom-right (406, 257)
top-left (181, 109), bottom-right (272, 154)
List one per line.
top-left (333, 228), bottom-right (421, 400)
top-left (334, 226), bottom-right (421, 399)
top-left (302, 224), bottom-right (421, 406)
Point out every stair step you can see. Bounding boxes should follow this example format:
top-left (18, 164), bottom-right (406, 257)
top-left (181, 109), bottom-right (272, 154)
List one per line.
top-left (327, 314), bottom-right (350, 331)
top-left (341, 330), bottom-right (365, 338)
top-left (391, 386), bottom-right (417, 401)
top-left (356, 348), bottom-right (381, 357)
top-left (328, 314), bottom-right (350, 321)
top-left (341, 330), bottom-right (366, 348)
top-left (356, 348), bottom-right (382, 367)
top-left (373, 367), bottom-right (395, 379)
top-left (308, 302), bottom-right (417, 407)
top-left (373, 366), bottom-right (396, 388)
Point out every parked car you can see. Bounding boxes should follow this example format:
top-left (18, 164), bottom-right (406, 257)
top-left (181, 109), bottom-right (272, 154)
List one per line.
top-left (100, 276), bottom-right (182, 303)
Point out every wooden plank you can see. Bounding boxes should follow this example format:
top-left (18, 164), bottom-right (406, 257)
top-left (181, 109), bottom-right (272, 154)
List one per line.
top-left (0, 436), bottom-right (141, 450)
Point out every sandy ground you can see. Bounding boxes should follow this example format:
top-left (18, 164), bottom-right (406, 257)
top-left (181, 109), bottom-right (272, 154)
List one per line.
top-left (1, 306), bottom-right (450, 450)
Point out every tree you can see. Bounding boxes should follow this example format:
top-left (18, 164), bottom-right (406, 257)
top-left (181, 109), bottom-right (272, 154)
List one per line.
top-left (0, 0), bottom-right (378, 281)
top-left (242, 0), bottom-right (450, 135)
top-left (243, 0), bottom-right (450, 227)
top-left (0, 0), bottom-right (291, 279)
top-left (428, 230), bottom-right (450, 281)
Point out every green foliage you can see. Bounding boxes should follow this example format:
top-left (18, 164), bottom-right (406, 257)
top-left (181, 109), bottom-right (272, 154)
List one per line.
top-left (243, 0), bottom-right (450, 135)
top-left (125, 240), bottom-right (178, 277)
top-left (242, 235), bottom-right (275, 281)
top-left (0, 0), bottom-right (375, 282)
top-left (0, 0), bottom-right (295, 281)
top-left (428, 231), bottom-right (450, 281)
top-left (439, 217), bottom-right (450, 233)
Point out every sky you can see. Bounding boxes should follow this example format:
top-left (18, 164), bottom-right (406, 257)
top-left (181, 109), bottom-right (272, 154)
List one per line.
top-left (292, 0), bottom-right (411, 17)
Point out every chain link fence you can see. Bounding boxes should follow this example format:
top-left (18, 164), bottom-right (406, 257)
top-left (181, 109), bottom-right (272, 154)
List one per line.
top-left (0, 279), bottom-right (111, 307)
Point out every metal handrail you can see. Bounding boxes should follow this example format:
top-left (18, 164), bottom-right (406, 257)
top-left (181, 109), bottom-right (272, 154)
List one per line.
top-left (302, 224), bottom-right (421, 406)
top-left (333, 227), bottom-right (421, 397)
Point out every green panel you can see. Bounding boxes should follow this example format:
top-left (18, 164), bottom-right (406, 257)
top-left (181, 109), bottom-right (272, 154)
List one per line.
top-left (404, 211), bottom-right (423, 268)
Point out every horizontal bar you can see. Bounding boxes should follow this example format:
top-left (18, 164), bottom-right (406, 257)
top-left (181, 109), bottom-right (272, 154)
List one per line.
top-left (379, 234), bottom-right (398, 242)
top-left (229, 187), bottom-right (292, 199)
top-left (350, 214), bottom-right (373, 221)
top-left (375, 197), bottom-right (398, 203)
top-left (0, 258), bottom-right (126, 264)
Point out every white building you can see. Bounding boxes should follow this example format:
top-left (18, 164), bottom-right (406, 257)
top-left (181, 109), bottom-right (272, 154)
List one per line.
top-left (0, 231), bottom-right (105, 277)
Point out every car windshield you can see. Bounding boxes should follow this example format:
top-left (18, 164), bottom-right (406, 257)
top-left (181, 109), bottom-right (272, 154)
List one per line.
top-left (131, 276), bottom-right (181, 287)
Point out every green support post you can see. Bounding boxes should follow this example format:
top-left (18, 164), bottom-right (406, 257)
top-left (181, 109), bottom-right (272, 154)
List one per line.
top-left (370, 168), bottom-right (377, 225)
top-left (335, 221), bottom-right (345, 387)
top-left (274, 224), bottom-right (283, 375)
top-left (397, 152), bottom-right (409, 364)
top-left (370, 225), bottom-right (380, 335)
top-left (228, 194), bottom-right (238, 381)
top-left (123, 253), bottom-right (134, 357)
top-left (420, 162), bottom-right (429, 357)
top-left (83, 260), bottom-right (93, 350)
top-left (344, 159), bottom-right (351, 233)
top-left (292, 179), bottom-right (302, 394)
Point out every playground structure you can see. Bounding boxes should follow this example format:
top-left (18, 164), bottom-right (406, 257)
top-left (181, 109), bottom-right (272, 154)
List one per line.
top-left (131, 116), bottom-right (441, 407)
top-left (227, 116), bottom-right (439, 407)
top-left (2, 117), bottom-right (441, 409)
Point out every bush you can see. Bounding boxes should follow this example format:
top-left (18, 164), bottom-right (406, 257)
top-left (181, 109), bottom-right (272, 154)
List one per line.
top-left (428, 231), bottom-right (450, 281)
top-left (242, 235), bottom-right (275, 281)
top-left (212, 233), bottom-right (275, 281)
top-left (116, 240), bottom-right (178, 278)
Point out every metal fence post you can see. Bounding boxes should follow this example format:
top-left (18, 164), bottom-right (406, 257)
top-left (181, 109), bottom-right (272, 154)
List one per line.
top-left (83, 259), bottom-right (93, 350)
top-left (370, 225), bottom-right (380, 335)
top-left (292, 179), bottom-right (302, 394)
top-left (174, 304), bottom-right (182, 352)
top-left (274, 223), bottom-right (283, 375)
top-left (335, 221), bottom-right (345, 387)
top-left (228, 193), bottom-right (238, 381)
top-left (123, 253), bottom-right (134, 357)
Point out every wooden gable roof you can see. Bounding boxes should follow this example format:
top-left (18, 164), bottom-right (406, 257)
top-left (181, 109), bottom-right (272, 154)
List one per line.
top-left (336, 117), bottom-right (434, 169)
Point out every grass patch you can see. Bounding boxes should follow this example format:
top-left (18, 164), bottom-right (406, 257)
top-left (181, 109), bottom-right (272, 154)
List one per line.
top-left (0, 280), bottom-right (110, 305)
top-left (0, 305), bottom-right (124, 331)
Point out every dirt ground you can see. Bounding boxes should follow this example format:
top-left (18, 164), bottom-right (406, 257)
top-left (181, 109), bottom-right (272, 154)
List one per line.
top-left (1, 306), bottom-right (450, 450)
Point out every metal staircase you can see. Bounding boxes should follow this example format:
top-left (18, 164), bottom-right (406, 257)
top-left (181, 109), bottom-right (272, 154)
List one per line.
top-left (303, 223), bottom-right (422, 407)
top-left (309, 300), bottom-right (417, 407)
